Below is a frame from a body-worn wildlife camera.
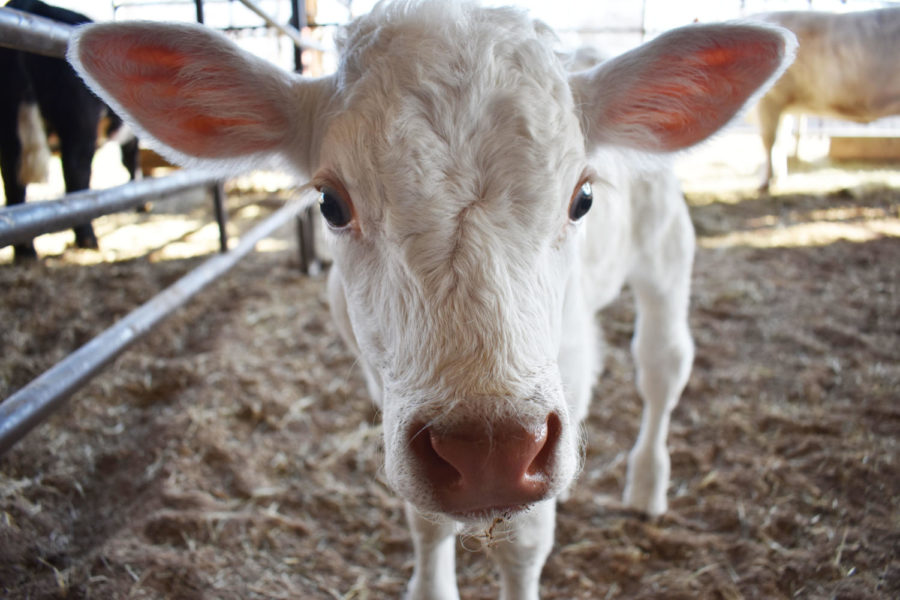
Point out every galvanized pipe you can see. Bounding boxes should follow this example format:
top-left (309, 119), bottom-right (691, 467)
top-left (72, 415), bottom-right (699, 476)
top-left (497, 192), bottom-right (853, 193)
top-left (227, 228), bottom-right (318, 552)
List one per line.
top-left (0, 170), bottom-right (222, 248)
top-left (0, 198), bottom-right (309, 456)
top-left (0, 2), bottom-right (317, 455)
top-left (0, 6), bottom-right (71, 58)
top-left (0, 3), bottom-right (328, 59)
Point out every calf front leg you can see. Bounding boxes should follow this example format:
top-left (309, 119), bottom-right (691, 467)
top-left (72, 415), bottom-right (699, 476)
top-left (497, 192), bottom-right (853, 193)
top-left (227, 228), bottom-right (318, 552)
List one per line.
top-left (405, 504), bottom-right (460, 600)
top-left (489, 499), bottom-right (556, 600)
top-left (624, 212), bottom-right (695, 516)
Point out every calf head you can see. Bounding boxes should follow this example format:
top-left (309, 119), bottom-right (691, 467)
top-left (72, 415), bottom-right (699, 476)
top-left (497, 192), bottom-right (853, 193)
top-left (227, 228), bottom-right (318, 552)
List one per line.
top-left (69, 1), bottom-right (794, 521)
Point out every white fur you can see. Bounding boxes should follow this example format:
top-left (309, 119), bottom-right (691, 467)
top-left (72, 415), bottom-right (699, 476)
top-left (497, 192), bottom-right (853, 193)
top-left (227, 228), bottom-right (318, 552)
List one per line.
top-left (68, 2), bottom-right (795, 597)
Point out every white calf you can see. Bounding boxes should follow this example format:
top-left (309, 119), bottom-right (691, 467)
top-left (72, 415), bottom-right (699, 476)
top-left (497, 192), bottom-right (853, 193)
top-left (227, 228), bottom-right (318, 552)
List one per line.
top-left (68, 2), bottom-right (794, 598)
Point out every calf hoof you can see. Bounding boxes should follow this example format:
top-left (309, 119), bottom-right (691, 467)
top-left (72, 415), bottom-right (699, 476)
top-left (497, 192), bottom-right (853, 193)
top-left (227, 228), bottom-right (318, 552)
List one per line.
top-left (623, 447), bottom-right (670, 517)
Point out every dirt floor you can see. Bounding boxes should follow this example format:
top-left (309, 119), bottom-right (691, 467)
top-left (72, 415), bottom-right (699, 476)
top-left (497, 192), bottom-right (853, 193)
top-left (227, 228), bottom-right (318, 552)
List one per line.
top-left (1, 145), bottom-right (898, 598)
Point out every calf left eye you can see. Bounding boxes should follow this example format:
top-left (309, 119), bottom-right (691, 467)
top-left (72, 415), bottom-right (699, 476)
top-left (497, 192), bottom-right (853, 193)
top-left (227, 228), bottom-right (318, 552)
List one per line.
top-left (569, 180), bottom-right (593, 221)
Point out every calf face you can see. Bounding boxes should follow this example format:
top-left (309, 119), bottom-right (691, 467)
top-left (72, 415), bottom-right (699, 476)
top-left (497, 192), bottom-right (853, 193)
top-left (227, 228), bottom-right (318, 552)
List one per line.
top-left (317, 8), bottom-right (589, 517)
top-left (69, 2), bottom-right (794, 525)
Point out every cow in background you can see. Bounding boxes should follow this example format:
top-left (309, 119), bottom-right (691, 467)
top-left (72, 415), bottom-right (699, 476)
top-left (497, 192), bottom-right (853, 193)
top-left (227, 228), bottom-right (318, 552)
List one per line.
top-left (754, 8), bottom-right (900, 191)
top-left (0, 0), bottom-right (139, 261)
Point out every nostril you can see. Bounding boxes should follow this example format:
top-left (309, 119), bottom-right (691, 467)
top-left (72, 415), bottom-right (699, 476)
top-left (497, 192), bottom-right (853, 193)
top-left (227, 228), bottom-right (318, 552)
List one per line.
top-left (527, 412), bottom-right (560, 478)
top-left (409, 424), bottom-right (463, 487)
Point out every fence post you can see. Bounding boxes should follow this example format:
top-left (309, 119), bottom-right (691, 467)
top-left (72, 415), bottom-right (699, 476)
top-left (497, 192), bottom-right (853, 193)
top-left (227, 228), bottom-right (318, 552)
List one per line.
top-left (212, 181), bottom-right (228, 252)
top-left (296, 206), bottom-right (320, 275)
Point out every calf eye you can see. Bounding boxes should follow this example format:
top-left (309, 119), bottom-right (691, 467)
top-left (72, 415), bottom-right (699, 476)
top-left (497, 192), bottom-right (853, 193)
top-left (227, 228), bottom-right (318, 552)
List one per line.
top-left (569, 180), bottom-right (593, 221)
top-left (317, 184), bottom-right (354, 229)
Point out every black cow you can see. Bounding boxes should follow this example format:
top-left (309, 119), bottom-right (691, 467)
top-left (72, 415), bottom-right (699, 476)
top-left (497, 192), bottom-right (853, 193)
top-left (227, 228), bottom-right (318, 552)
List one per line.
top-left (0, 0), bottom-right (139, 260)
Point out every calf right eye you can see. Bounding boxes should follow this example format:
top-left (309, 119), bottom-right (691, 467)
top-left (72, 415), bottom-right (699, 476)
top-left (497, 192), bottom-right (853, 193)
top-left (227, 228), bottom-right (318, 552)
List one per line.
top-left (317, 183), bottom-right (354, 230)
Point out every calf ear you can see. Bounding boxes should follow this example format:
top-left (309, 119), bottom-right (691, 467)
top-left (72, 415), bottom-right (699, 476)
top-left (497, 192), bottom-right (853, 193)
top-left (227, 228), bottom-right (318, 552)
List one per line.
top-left (570, 23), bottom-right (796, 153)
top-left (68, 22), bottom-right (333, 175)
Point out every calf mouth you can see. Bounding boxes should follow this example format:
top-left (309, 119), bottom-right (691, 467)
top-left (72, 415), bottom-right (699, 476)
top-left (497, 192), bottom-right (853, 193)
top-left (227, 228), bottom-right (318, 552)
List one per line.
top-left (447, 503), bottom-right (532, 524)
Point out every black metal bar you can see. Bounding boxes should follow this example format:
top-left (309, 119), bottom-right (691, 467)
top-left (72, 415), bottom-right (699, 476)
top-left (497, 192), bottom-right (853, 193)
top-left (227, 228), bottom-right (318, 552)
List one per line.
top-left (295, 205), bottom-right (325, 275)
top-left (195, 0), bottom-right (204, 24)
top-left (289, 0), bottom-right (318, 272)
top-left (0, 6), bottom-right (71, 58)
top-left (295, 212), bottom-right (305, 269)
top-left (212, 181), bottom-right (228, 252)
top-left (296, 208), bottom-right (311, 273)
top-left (289, 0), bottom-right (305, 73)
top-left (0, 170), bottom-right (221, 248)
top-left (0, 198), bottom-right (308, 456)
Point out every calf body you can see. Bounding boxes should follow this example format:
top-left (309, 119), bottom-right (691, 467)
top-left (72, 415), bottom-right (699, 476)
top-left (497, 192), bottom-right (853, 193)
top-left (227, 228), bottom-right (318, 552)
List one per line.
top-left (68, 2), bottom-right (793, 597)
top-left (754, 8), bottom-right (900, 189)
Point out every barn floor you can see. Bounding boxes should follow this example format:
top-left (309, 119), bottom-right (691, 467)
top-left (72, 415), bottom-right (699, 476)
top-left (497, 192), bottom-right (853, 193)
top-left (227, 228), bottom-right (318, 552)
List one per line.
top-left (1, 143), bottom-right (898, 598)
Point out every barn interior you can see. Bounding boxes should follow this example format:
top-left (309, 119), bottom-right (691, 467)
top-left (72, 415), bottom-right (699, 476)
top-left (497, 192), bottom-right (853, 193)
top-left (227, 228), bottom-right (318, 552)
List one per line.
top-left (1, 1), bottom-right (898, 598)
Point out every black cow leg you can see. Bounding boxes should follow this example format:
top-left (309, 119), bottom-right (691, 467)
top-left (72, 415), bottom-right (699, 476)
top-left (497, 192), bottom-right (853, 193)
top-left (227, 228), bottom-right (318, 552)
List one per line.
top-left (13, 243), bottom-right (39, 261)
top-left (60, 139), bottom-right (99, 250)
top-left (0, 97), bottom-right (38, 261)
top-left (73, 224), bottom-right (98, 249)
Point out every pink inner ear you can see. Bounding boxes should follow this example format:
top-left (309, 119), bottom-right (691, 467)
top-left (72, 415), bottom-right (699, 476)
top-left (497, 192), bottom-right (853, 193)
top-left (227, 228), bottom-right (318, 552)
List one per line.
top-left (124, 44), bottom-right (189, 71)
top-left (82, 34), bottom-right (185, 87)
top-left (80, 33), bottom-right (193, 118)
top-left (77, 28), bottom-right (288, 159)
top-left (619, 38), bottom-right (782, 151)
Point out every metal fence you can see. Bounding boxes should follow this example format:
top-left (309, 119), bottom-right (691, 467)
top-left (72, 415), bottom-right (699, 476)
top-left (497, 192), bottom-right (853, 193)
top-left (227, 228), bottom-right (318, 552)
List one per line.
top-left (0, 3), bottom-right (314, 454)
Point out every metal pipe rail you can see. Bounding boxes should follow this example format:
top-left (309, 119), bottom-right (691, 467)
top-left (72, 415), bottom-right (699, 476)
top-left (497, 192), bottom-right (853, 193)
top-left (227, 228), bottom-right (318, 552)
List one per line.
top-left (0, 197), bottom-right (309, 456)
top-left (0, 170), bottom-right (222, 249)
top-left (0, 6), bottom-right (71, 58)
top-left (0, 2), bottom-right (327, 58)
top-left (0, 3), bottom-right (318, 455)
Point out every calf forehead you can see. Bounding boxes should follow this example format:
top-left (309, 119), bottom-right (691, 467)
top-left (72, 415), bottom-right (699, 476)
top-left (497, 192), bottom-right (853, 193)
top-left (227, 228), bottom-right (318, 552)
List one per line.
top-left (374, 83), bottom-right (577, 224)
top-left (321, 5), bottom-right (587, 392)
top-left (329, 3), bottom-right (583, 250)
top-left (336, 2), bottom-right (569, 96)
